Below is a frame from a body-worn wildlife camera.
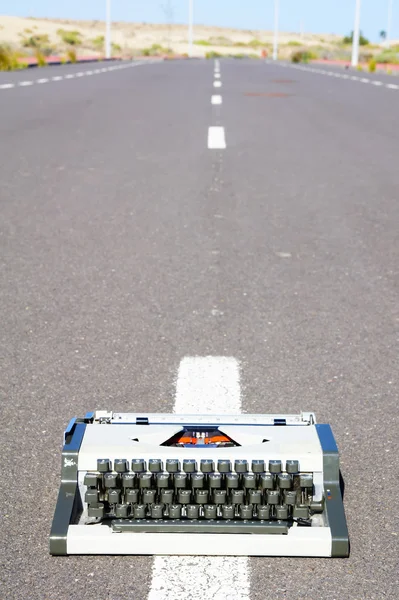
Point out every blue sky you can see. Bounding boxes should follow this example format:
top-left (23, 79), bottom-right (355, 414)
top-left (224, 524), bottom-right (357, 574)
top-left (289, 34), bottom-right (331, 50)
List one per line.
top-left (0, 1), bottom-right (397, 42)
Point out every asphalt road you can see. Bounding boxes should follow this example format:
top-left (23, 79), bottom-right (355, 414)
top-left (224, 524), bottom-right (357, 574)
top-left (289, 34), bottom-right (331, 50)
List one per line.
top-left (1, 58), bottom-right (398, 600)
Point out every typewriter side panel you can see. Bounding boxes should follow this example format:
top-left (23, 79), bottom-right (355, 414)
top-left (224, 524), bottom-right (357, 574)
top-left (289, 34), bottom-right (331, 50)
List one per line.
top-left (316, 424), bottom-right (349, 558)
top-left (49, 421), bottom-right (87, 556)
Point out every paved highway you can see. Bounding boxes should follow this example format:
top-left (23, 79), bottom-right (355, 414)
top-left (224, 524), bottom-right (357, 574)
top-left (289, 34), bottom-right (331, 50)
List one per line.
top-left (1, 58), bottom-right (398, 600)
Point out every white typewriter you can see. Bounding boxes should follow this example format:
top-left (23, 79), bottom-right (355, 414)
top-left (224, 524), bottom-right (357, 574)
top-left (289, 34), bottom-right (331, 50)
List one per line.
top-left (50, 411), bottom-right (349, 557)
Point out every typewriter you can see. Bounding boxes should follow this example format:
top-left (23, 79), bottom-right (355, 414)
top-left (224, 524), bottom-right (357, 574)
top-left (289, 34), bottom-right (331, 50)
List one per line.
top-left (50, 411), bottom-right (349, 557)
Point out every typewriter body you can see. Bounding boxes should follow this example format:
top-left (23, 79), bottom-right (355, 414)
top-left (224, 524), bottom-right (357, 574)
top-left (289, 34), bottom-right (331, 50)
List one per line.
top-left (50, 411), bottom-right (349, 557)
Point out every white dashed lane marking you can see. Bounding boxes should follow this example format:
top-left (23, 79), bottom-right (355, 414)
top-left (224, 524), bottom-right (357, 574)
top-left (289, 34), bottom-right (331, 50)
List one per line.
top-left (214, 80), bottom-right (222, 88)
top-left (148, 357), bottom-right (250, 600)
top-left (273, 60), bottom-right (399, 90)
top-left (211, 95), bottom-right (222, 105)
top-left (208, 126), bottom-right (226, 149)
top-left (0, 60), bottom-right (159, 91)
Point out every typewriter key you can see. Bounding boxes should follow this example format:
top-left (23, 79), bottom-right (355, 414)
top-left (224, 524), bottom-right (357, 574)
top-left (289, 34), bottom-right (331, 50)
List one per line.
top-left (114, 459), bottom-right (128, 473)
top-left (97, 459), bottom-right (111, 473)
top-left (149, 459), bottom-right (162, 473)
top-left (187, 505), bottom-right (199, 519)
top-left (251, 460), bottom-right (265, 473)
top-left (222, 505), bottom-right (235, 519)
top-left (268, 460), bottom-right (282, 474)
top-left (116, 503), bottom-right (129, 518)
top-left (204, 505), bottom-right (217, 519)
top-left (276, 505), bottom-right (288, 520)
top-left (131, 459), bottom-right (146, 473)
top-left (257, 505), bottom-right (270, 520)
top-left (169, 505), bottom-right (182, 519)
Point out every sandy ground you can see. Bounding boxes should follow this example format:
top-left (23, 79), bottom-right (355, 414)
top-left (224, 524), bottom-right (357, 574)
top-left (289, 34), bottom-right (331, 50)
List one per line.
top-left (0, 14), bottom-right (349, 57)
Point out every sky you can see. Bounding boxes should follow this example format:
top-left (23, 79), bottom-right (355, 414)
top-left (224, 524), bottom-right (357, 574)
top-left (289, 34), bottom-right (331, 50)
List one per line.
top-left (0, 1), bottom-right (397, 43)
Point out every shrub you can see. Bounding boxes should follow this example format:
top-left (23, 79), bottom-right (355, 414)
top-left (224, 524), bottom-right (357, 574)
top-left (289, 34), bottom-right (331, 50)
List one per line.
top-left (195, 40), bottom-right (211, 46)
top-left (141, 44), bottom-right (171, 56)
top-left (287, 40), bottom-right (301, 47)
top-left (359, 52), bottom-right (373, 63)
top-left (57, 29), bottom-right (82, 46)
top-left (375, 50), bottom-right (399, 64)
top-left (22, 34), bottom-right (50, 48)
top-left (0, 45), bottom-right (27, 70)
top-left (247, 39), bottom-right (263, 48)
top-left (291, 50), bottom-right (318, 63)
top-left (41, 46), bottom-right (54, 57)
top-left (357, 64), bottom-right (363, 71)
top-left (205, 51), bottom-right (222, 59)
top-left (35, 49), bottom-right (47, 67)
top-left (91, 35), bottom-right (105, 50)
top-left (208, 36), bottom-right (232, 46)
top-left (67, 49), bottom-right (77, 63)
top-left (112, 43), bottom-right (122, 52)
top-left (368, 58), bottom-right (377, 72)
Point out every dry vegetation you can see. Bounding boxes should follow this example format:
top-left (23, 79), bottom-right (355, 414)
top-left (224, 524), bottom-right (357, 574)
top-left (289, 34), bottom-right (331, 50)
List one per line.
top-left (0, 14), bottom-right (398, 69)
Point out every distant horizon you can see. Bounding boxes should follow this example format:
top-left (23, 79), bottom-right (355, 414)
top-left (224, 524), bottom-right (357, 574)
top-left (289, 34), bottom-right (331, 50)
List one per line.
top-left (0, 0), bottom-right (397, 43)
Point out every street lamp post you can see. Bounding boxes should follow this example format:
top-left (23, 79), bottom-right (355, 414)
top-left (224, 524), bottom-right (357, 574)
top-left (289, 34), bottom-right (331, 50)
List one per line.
top-left (106, 0), bottom-right (111, 59)
top-left (351, 0), bottom-right (361, 67)
top-left (188, 0), bottom-right (194, 57)
top-left (273, 0), bottom-right (280, 61)
top-left (387, 0), bottom-right (393, 48)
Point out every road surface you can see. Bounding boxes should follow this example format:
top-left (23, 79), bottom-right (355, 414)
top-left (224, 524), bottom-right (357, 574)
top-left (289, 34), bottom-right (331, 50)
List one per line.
top-left (0, 58), bottom-right (398, 600)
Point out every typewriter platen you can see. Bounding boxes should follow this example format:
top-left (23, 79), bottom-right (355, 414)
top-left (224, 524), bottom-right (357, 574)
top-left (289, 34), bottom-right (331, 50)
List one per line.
top-left (50, 412), bottom-right (349, 557)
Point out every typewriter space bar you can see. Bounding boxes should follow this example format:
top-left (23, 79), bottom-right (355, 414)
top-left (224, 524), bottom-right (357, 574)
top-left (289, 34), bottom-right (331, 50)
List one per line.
top-left (111, 519), bottom-right (288, 535)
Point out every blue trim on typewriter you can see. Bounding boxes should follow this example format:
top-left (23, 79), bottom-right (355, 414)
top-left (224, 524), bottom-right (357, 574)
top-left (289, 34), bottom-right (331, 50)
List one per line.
top-left (315, 424), bottom-right (338, 453)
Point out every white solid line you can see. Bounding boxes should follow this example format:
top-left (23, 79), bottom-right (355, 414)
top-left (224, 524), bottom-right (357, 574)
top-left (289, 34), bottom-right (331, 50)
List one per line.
top-left (37, 78), bottom-right (49, 84)
top-left (211, 95), bottom-right (222, 105)
top-left (208, 126), bottom-right (226, 149)
top-left (214, 80), bottom-right (222, 88)
top-left (148, 357), bottom-right (250, 600)
top-left (0, 83), bottom-right (15, 89)
top-left (19, 81), bottom-right (34, 86)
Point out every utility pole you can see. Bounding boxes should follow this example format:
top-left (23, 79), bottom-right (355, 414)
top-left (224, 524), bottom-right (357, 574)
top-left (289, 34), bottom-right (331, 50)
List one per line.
top-left (387, 0), bottom-right (393, 48)
top-left (188, 0), bottom-right (194, 57)
top-left (273, 0), bottom-right (280, 61)
top-left (351, 0), bottom-right (361, 67)
top-left (105, 0), bottom-right (111, 59)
